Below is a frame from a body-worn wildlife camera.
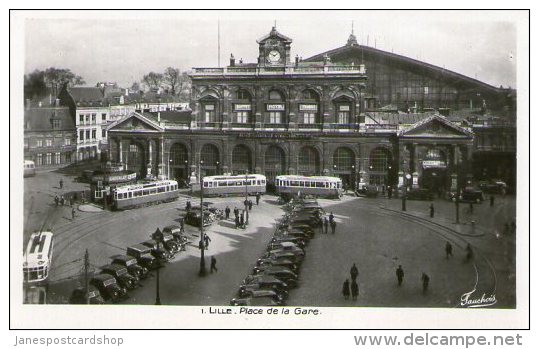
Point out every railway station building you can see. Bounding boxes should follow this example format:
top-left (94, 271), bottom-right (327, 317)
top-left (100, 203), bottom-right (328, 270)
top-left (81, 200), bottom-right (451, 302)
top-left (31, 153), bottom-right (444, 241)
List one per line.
top-left (107, 26), bottom-right (516, 193)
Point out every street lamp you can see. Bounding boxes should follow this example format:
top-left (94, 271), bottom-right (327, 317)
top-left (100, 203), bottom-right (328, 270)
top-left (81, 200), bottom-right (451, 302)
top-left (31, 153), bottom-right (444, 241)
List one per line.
top-left (199, 160), bottom-right (206, 276)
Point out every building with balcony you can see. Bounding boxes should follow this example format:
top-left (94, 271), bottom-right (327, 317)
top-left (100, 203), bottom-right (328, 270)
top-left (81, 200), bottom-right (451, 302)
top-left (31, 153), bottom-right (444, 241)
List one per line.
top-left (106, 27), bottom-right (515, 194)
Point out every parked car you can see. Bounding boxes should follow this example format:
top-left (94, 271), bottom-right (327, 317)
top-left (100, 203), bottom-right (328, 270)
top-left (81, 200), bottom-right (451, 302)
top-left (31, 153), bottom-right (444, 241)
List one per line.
top-left (141, 239), bottom-right (173, 263)
top-left (405, 188), bottom-right (434, 201)
top-left (100, 264), bottom-right (138, 290)
top-left (69, 285), bottom-right (105, 304)
top-left (184, 210), bottom-right (212, 227)
top-left (110, 254), bottom-right (149, 280)
top-left (89, 273), bottom-right (127, 303)
top-left (126, 244), bottom-right (160, 270)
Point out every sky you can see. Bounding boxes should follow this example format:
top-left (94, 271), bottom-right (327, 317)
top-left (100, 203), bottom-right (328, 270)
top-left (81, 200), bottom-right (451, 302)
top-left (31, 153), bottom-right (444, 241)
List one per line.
top-left (24, 10), bottom-right (520, 89)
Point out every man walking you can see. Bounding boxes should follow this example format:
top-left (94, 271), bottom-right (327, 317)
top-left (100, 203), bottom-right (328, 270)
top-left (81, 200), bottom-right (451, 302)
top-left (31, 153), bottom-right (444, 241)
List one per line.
top-left (421, 273), bottom-right (430, 294)
top-left (396, 265), bottom-right (404, 286)
top-left (323, 217), bottom-right (329, 234)
top-left (210, 256), bottom-right (218, 273)
top-left (429, 203), bottom-right (434, 218)
top-left (350, 263), bottom-right (359, 281)
top-left (342, 279), bottom-right (350, 300)
top-left (351, 279), bottom-right (359, 301)
top-left (225, 206), bottom-right (231, 220)
top-left (331, 220), bottom-right (337, 234)
top-left (445, 241), bottom-right (453, 259)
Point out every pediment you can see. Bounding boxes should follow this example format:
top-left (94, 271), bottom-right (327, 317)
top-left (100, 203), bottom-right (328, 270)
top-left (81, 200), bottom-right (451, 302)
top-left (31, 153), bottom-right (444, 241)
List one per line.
top-left (400, 115), bottom-right (472, 139)
top-left (108, 113), bottom-right (163, 132)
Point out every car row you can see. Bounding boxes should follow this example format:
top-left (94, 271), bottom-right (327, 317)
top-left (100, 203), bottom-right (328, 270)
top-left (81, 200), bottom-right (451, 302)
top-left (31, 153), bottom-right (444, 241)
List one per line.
top-left (230, 198), bottom-right (322, 306)
top-left (69, 224), bottom-right (190, 304)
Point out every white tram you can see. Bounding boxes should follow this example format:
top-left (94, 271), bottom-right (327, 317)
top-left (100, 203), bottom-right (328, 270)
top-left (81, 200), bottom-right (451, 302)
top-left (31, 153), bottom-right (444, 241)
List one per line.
top-left (275, 175), bottom-right (343, 198)
top-left (24, 160), bottom-right (36, 177)
top-left (193, 174), bottom-right (267, 196)
top-left (112, 180), bottom-right (179, 210)
top-left (23, 231), bottom-right (54, 284)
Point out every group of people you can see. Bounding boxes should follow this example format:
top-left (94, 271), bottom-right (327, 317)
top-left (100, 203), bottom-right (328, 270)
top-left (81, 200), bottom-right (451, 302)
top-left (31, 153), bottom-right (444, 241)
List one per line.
top-left (321, 212), bottom-right (337, 234)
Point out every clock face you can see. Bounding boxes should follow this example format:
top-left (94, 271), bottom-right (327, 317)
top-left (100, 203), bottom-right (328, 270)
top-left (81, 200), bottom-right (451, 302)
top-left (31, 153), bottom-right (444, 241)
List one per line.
top-left (267, 50), bottom-right (281, 63)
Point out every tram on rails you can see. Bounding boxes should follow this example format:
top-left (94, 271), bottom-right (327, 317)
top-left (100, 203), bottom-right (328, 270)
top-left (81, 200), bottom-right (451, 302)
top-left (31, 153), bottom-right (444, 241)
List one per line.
top-left (111, 180), bottom-right (179, 210)
top-left (192, 174), bottom-right (267, 197)
top-left (275, 175), bottom-right (343, 199)
top-left (23, 231), bottom-right (54, 284)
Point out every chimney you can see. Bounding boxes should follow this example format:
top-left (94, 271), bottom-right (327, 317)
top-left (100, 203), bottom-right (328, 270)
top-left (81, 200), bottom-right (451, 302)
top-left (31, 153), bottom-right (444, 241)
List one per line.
top-left (230, 53), bottom-right (235, 67)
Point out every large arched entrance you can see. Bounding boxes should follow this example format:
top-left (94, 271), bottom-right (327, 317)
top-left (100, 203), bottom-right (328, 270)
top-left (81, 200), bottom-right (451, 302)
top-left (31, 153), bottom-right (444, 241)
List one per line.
top-left (231, 145), bottom-right (252, 174)
top-left (298, 146), bottom-right (320, 176)
top-left (200, 144), bottom-right (220, 177)
top-left (369, 147), bottom-right (392, 186)
top-left (264, 145), bottom-right (286, 182)
top-left (126, 142), bottom-right (146, 178)
top-left (421, 148), bottom-right (448, 195)
top-left (169, 143), bottom-right (189, 183)
top-left (333, 147), bottom-right (356, 189)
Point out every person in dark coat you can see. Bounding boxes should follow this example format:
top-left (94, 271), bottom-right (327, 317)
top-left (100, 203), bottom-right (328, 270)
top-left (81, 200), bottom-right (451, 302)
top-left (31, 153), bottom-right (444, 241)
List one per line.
top-left (396, 265), bottom-right (404, 286)
top-left (445, 241), bottom-right (453, 259)
top-left (210, 256), bottom-right (218, 273)
top-left (225, 206), bottom-right (231, 220)
top-left (350, 279), bottom-right (359, 301)
top-left (421, 273), bottom-right (430, 294)
top-left (256, 193), bottom-right (260, 205)
top-left (429, 203), bottom-right (434, 218)
top-left (331, 220), bottom-right (337, 234)
top-left (323, 217), bottom-right (329, 234)
top-left (329, 212), bottom-right (335, 224)
top-left (350, 263), bottom-right (359, 281)
top-left (342, 279), bottom-right (350, 300)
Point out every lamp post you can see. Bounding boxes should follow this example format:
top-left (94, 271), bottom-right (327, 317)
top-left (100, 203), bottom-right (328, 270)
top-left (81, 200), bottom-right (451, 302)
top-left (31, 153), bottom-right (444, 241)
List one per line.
top-left (199, 160), bottom-right (206, 276)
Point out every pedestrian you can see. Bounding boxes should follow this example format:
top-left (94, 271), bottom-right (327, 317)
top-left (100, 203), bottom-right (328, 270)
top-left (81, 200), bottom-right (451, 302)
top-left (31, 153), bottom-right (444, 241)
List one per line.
top-left (59, 179), bottom-right (63, 189)
top-left (469, 202), bottom-right (474, 214)
top-left (429, 203), bottom-right (434, 218)
top-left (71, 207), bottom-right (75, 220)
top-left (350, 263), bottom-right (359, 281)
top-left (185, 200), bottom-right (192, 211)
top-left (225, 206), bottom-right (230, 220)
top-left (60, 195), bottom-right (65, 206)
top-left (331, 220), bottom-right (337, 234)
top-left (396, 265), bottom-right (404, 286)
top-left (240, 212), bottom-right (244, 228)
top-left (465, 243), bottom-right (474, 261)
top-left (210, 256), bottom-right (218, 273)
top-left (342, 279), bottom-right (350, 300)
top-left (324, 217), bottom-right (329, 234)
top-left (54, 195), bottom-right (59, 207)
top-left (329, 212), bottom-right (335, 224)
top-left (421, 273), bottom-right (430, 294)
top-left (445, 241), bottom-right (453, 259)
top-left (204, 233), bottom-right (211, 250)
top-left (490, 195), bottom-right (495, 207)
top-left (248, 200), bottom-right (253, 211)
top-left (350, 279), bottom-right (359, 301)
top-left (256, 193), bottom-right (260, 205)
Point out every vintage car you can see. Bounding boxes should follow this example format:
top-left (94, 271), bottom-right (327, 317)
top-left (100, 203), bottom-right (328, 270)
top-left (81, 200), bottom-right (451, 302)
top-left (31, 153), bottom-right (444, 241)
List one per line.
top-left (89, 273), bottom-right (127, 303)
top-left (141, 239), bottom-right (173, 263)
top-left (126, 244), bottom-right (161, 270)
top-left (100, 264), bottom-right (138, 290)
top-left (110, 254), bottom-right (149, 279)
top-left (69, 285), bottom-right (105, 305)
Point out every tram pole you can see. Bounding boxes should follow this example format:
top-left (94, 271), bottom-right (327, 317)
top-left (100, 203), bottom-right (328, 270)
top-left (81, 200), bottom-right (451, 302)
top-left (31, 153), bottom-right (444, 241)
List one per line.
top-left (199, 161), bottom-right (206, 276)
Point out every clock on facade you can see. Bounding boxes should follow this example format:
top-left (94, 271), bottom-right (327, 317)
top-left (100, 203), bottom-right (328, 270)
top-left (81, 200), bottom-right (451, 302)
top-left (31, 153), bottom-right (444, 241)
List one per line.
top-left (267, 50), bottom-right (281, 63)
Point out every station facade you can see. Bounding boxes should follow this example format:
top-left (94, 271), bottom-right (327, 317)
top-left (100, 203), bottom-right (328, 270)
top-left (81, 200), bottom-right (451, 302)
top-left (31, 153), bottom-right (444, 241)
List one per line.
top-left (107, 27), bottom-right (515, 194)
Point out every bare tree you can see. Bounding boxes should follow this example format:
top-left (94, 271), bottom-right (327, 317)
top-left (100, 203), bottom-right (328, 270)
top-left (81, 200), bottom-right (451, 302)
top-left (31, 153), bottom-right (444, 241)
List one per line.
top-left (142, 72), bottom-right (164, 91)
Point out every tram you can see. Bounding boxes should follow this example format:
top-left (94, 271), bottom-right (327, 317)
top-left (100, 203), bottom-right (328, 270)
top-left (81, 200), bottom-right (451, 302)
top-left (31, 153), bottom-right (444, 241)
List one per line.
top-left (24, 160), bottom-right (36, 177)
top-left (111, 180), bottom-right (179, 210)
top-left (193, 174), bottom-right (267, 196)
top-left (275, 175), bottom-right (343, 199)
top-left (23, 231), bottom-right (54, 284)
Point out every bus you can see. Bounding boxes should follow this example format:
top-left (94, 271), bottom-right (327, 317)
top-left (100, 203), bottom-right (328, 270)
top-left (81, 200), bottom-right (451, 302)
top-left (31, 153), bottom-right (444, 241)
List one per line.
top-left (23, 231), bottom-right (54, 284)
top-left (192, 174), bottom-right (267, 197)
top-left (111, 179), bottom-right (179, 210)
top-left (275, 175), bottom-right (343, 199)
top-left (24, 160), bottom-right (36, 177)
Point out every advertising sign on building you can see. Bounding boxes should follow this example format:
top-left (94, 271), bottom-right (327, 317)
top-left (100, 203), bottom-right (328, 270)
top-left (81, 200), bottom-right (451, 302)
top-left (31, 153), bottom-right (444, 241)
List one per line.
top-left (266, 104), bottom-right (285, 111)
top-left (299, 104), bottom-right (318, 111)
top-left (234, 104), bottom-right (251, 111)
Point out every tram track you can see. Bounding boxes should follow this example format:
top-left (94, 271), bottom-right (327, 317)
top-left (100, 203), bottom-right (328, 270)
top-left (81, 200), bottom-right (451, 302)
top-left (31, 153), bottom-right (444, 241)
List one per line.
top-left (369, 206), bottom-right (497, 307)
